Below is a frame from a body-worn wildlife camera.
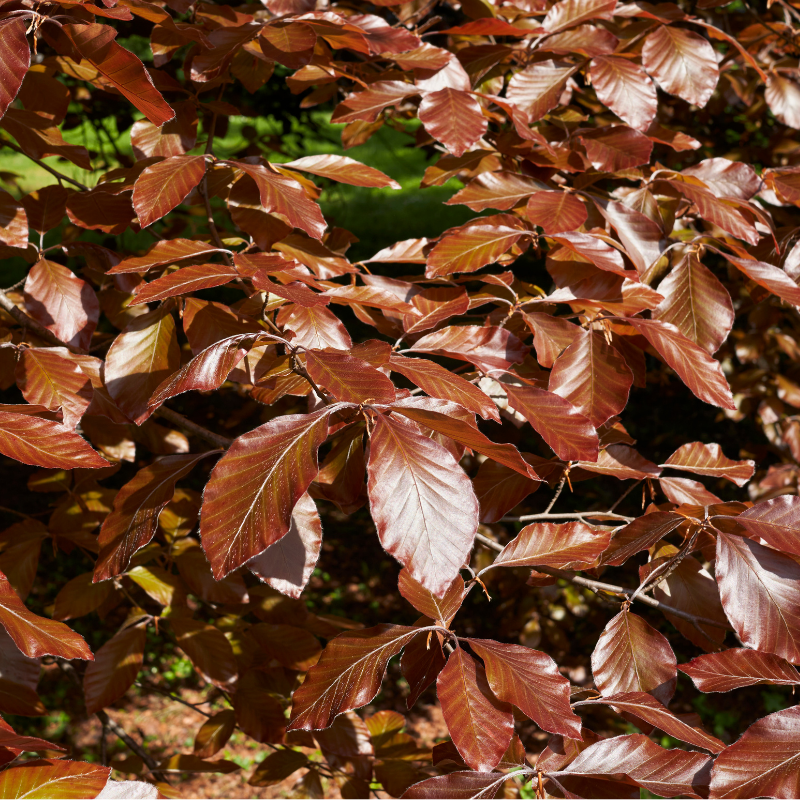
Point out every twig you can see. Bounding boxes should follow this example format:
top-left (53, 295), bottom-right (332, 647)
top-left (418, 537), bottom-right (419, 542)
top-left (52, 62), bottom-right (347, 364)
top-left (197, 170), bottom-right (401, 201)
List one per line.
top-left (473, 533), bottom-right (731, 630)
top-left (0, 138), bottom-right (89, 190)
top-left (153, 407), bottom-right (233, 449)
top-left (607, 479), bottom-right (642, 513)
top-left (544, 471), bottom-right (569, 513)
top-left (200, 86), bottom-right (232, 261)
top-left (501, 511), bottom-right (634, 523)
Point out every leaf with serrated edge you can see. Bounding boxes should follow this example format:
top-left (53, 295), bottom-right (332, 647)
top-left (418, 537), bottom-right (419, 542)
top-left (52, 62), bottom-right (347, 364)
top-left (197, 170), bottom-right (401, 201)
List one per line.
top-left (133, 155), bottom-right (206, 228)
top-left (710, 706), bottom-right (800, 798)
top-left (94, 452), bottom-right (214, 581)
top-left (305, 349), bottom-right (396, 404)
top-left (715, 531), bottom-right (800, 662)
top-left (504, 384), bottom-right (598, 461)
top-left (0, 411), bottom-right (109, 470)
top-left (201, 407), bottom-right (344, 579)
top-left (437, 648), bottom-right (513, 772)
top-left (680, 648), bottom-right (800, 693)
top-left (492, 522), bottom-right (611, 571)
top-left (367, 414), bottom-right (478, 596)
top-left (591, 609), bottom-right (677, 706)
top-left (642, 25), bottom-right (719, 107)
top-left (83, 625), bottom-right (145, 714)
top-left (288, 623), bottom-right (419, 730)
top-left (549, 330), bottom-right (632, 427)
top-left (660, 441), bottom-right (753, 486)
top-left (468, 638), bottom-right (582, 738)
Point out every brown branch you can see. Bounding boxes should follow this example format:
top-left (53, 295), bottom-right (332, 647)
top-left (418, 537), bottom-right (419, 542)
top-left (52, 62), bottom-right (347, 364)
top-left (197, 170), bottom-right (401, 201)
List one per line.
top-left (501, 511), bottom-right (634, 523)
top-left (154, 406), bottom-right (233, 449)
top-left (474, 533), bottom-right (731, 630)
top-left (1, 138), bottom-right (89, 190)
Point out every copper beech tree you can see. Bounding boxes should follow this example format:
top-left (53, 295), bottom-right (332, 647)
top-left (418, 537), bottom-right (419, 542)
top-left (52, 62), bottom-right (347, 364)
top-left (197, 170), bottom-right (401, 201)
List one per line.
top-left (2, 0), bottom-right (800, 794)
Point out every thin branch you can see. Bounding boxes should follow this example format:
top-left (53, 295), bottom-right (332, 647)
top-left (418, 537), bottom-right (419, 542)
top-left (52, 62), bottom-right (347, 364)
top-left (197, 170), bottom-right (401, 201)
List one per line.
top-left (607, 479), bottom-right (642, 513)
top-left (501, 511), bottom-right (634, 523)
top-left (473, 533), bottom-right (731, 630)
top-left (544, 471), bottom-right (569, 514)
top-left (0, 138), bottom-right (89, 190)
top-left (153, 406), bottom-right (233, 449)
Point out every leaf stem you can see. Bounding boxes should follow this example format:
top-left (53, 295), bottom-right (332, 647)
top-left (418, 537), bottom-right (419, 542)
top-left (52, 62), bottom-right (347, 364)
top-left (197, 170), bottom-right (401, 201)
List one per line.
top-left (501, 511), bottom-right (634, 523)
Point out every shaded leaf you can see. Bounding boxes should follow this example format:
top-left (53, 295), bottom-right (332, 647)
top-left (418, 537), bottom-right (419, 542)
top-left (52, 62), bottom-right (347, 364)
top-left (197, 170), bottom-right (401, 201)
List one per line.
top-left (0, 18), bottom-right (29, 122)
top-left (468, 638), bottom-right (582, 738)
top-left (437, 648), bottom-right (513, 772)
top-left (288, 623), bottom-right (419, 730)
top-left (398, 569), bottom-right (464, 626)
top-left (170, 617), bottom-right (238, 689)
top-left (601, 512), bottom-right (684, 567)
top-left (84, 625), bottom-right (145, 714)
top-left (402, 771), bottom-right (505, 799)
top-left (591, 609), bottom-right (677, 706)
top-left (401, 628), bottom-right (447, 708)
top-left (249, 749), bottom-right (308, 787)
top-left (680, 648), bottom-right (800, 693)
top-left (473, 459), bottom-right (539, 524)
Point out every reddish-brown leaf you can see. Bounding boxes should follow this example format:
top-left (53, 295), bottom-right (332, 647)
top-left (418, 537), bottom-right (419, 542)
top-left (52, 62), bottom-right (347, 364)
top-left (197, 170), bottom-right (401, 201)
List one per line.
top-left (660, 441), bottom-right (754, 486)
top-left (526, 191), bottom-right (588, 234)
top-left (578, 692), bottom-right (724, 752)
top-left (83, 624), bottom-right (145, 714)
top-left (447, 172), bottom-right (547, 213)
top-left (735, 495), bottom-right (800, 558)
top-left (170, 617), bottom-right (238, 689)
top-left (0, 18), bottom-right (29, 122)
top-left (590, 56), bottom-right (657, 131)
top-left (389, 403), bottom-right (539, 479)
top-left (104, 306), bottom-right (180, 425)
top-left (542, 0), bottom-right (616, 32)
top-left (367, 413), bottom-right (478, 596)
top-left (331, 81), bottom-right (418, 124)
top-left (504, 384), bottom-right (599, 461)
top-left (579, 126), bottom-right (654, 172)
top-left (653, 256), bottom-right (733, 354)
top-left (437, 648), bottom-right (514, 772)
top-left (15, 348), bottom-right (93, 430)
top-left (19, 185), bottom-right (68, 236)
top-left (0, 760), bottom-right (110, 799)
top-left (642, 25), bottom-right (719, 107)
top-left (473, 459), bottom-right (539, 523)
top-left (324, 285), bottom-right (417, 313)
top-left (133, 155), bottom-right (206, 228)
top-left (555, 734), bottom-right (712, 797)
top-left (0, 569), bottom-right (92, 660)
top-left (680, 648), bottom-right (800, 693)
top-left (0, 189), bottom-right (28, 248)
top-left (402, 771), bottom-right (506, 799)
top-left (305, 349), bottom-right (396, 404)
top-left (288, 623), bottom-right (419, 730)
top-left (601, 512), bottom-right (684, 567)
top-left (659, 476), bottom-right (722, 506)
top-left (149, 333), bottom-right (279, 407)
top-left (491, 522), bottom-right (611, 571)
top-left (592, 197), bottom-right (665, 276)
top-left (131, 262), bottom-right (239, 305)
top-left (109, 239), bottom-right (226, 274)
top-left (723, 254), bottom-right (800, 307)
top-left (200, 408), bottom-right (341, 579)
top-left (94, 452), bottom-right (213, 581)
top-left (232, 161), bottom-right (326, 239)
top-left (401, 629), bottom-right (447, 709)
top-left (591, 609), bottom-right (677, 706)
top-left (548, 231), bottom-right (628, 275)
top-left (250, 623), bottom-right (321, 672)
top-left (715, 531), bottom-right (800, 662)
top-left (425, 216), bottom-right (527, 278)
top-left (408, 324), bottom-right (528, 372)
top-left (23, 259), bottom-right (99, 351)
top-left (549, 330), bottom-right (632, 427)
top-left (277, 304), bottom-right (352, 350)
top-left (577, 444), bottom-right (661, 480)
top-left (709, 706), bottom-right (800, 798)
top-left (765, 73), bottom-right (800, 129)
top-left (0, 410), bottom-right (109, 470)
top-left (233, 670), bottom-right (286, 744)
top-left (625, 317), bottom-right (735, 409)
top-left (389, 355), bottom-right (499, 422)
top-left (418, 88), bottom-right (488, 158)
top-left (176, 544), bottom-right (249, 606)
top-left (404, 287), bottom-right (470, 334)
top-left (282, 154), bottom-right (400, 188)
top-left (398, 569), bottom-right (465, 626)
top-left (64, 23), bottom-right (174, 126)
top-left (506, 61), bottom-right (576, 121)
top-left (468, 638), bottom-right (582, 738)
top-left (672, 182), bottom-right (759, 244)
top-left (53, 573), bottom-right (113, 622)
top-left (524, 312), bottom-right (582, 369)
top-left (0, 627), bottom-right (45, 716)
